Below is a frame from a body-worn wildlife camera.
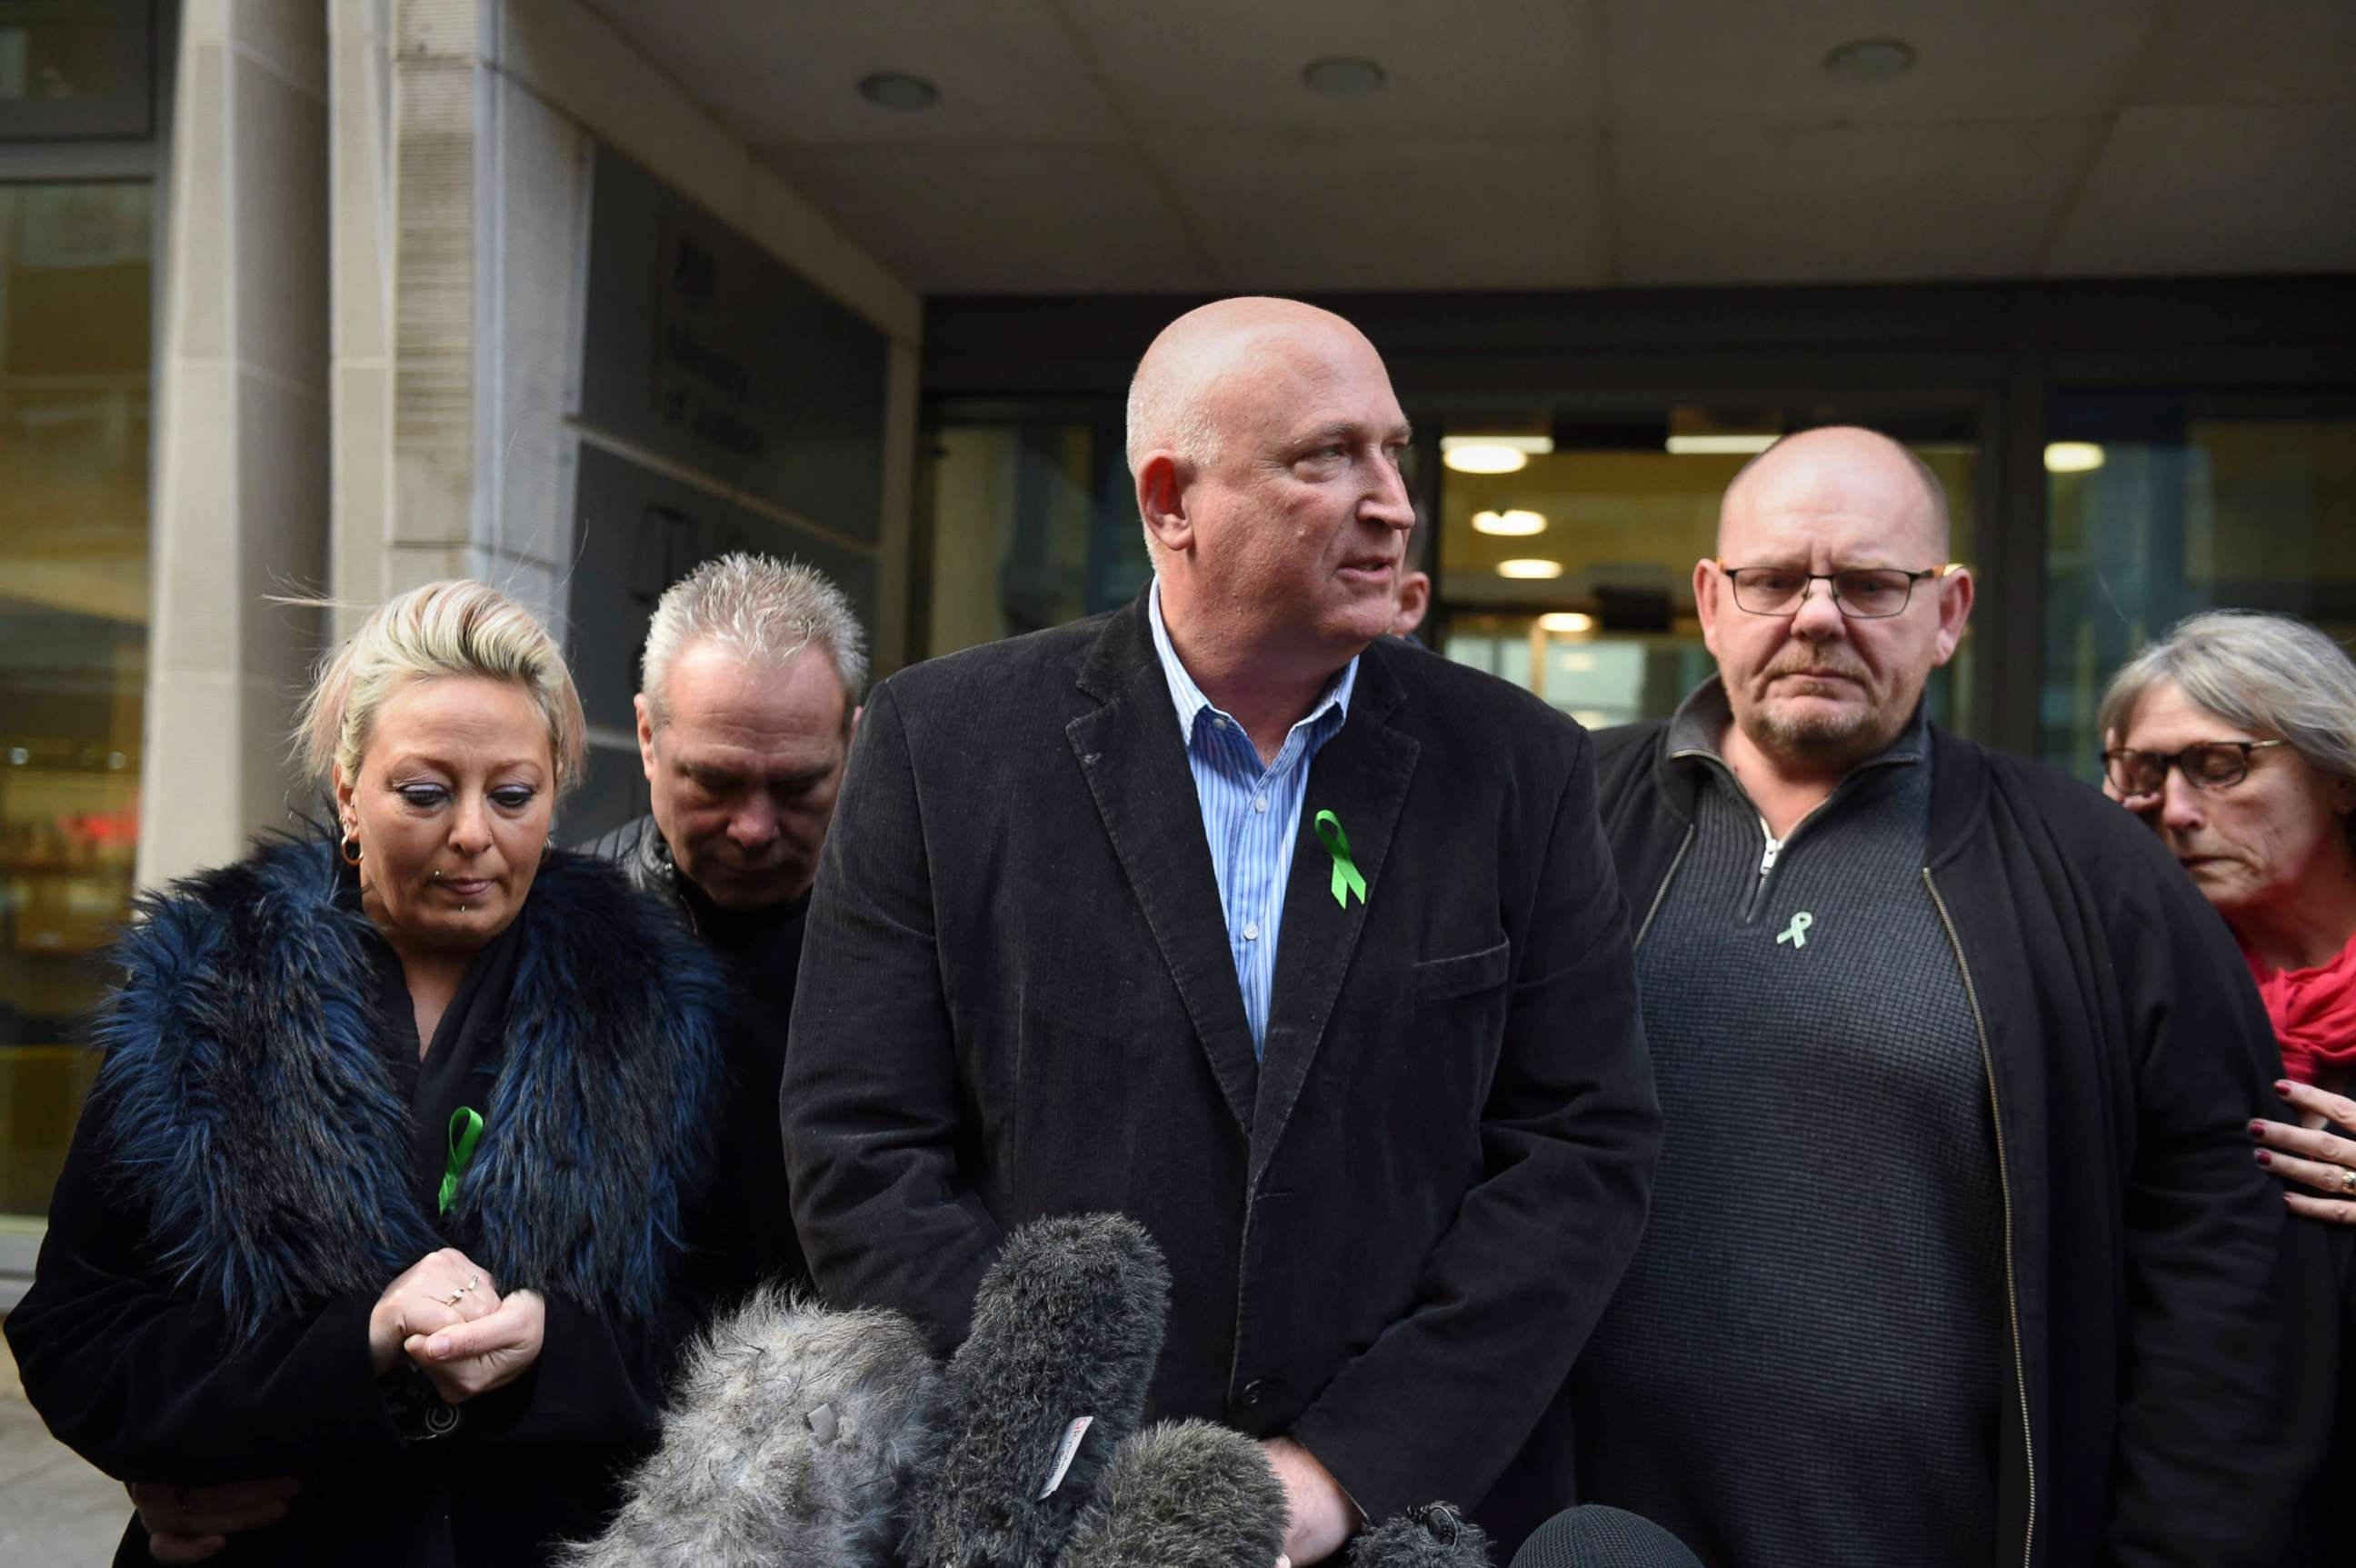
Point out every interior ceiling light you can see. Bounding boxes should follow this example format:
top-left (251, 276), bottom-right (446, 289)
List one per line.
top-left (1665, 433), bottom-right (1779, 455)
top-left (1538, 612), bottom-right (1595, 634)
top-left (1442, 434), bottom-right (1553, 474)
top-left (1497, 558), bottom-right (1565, 580)
top-left (2043, 442), bottom-right (2106, 474)
top-left (1472, 508), bottom-right (1547, 536)
top-left (859, 72), bottom-right (941, 110)
top-left (1303, 57), bottom-right (1385, 97)
top-left (1822, 39), bottom-right (1916, 85)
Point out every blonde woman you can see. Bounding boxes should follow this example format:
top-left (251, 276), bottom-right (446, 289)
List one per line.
top-left (6, 582), bottom-right (725, 1566)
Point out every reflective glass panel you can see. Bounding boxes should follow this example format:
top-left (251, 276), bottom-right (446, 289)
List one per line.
top-left (0, 180), bottom-right (149, 1218)
top-left (2041, 393), bottom-right (2356, 778)
top-left (923, 412), bottom-right (1151, 656)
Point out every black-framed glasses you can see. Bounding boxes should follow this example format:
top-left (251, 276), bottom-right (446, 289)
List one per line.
top-left (2101, 740), bottom-right (2288, 796)
top-left (1715, 561), bottom-right (1962, 619)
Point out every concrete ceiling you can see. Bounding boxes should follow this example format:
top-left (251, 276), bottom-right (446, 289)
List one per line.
top-left (583, 0), bottom-right (2356, 295)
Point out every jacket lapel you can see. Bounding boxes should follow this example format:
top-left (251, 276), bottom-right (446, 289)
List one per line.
top-left (1068, 599), bottom-right (1262, 1133)
top-left (1253, 646), bottom-right (1418, 1183)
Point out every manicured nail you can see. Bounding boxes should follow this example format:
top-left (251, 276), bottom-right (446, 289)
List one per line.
top-left (2255, 1150), bottom-right (2273, 1165)
top-left (2275, 1080), bottom-right (2295, 1097)
top-left (2251, 1121), bottom-right (2268, 1139)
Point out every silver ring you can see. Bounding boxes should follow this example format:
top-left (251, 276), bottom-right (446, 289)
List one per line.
top-left (2340, 1167), bottom-right (2356, 1195)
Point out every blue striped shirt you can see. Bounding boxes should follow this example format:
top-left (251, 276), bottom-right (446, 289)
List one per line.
top-left (1148, 584), bottom-right (1357, 1057)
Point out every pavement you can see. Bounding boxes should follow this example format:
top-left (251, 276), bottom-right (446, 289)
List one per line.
top-left (0, 1346), bottom-right (129, 1563)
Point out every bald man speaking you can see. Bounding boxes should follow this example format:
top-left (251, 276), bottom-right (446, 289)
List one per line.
top-left (784, 298), bottom-right (1659, 1560)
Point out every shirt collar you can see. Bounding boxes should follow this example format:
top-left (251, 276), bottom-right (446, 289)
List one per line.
top-left (1147, 579), bottom-right (1357, 747)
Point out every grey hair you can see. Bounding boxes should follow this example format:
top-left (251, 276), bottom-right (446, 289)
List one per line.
top-left (2100, 610), bottom-right (2356, 788)
top-left (639, 553), bottom-right (868, 726)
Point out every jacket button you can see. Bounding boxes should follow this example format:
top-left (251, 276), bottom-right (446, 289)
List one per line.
top-left (1240, 1379), bottom-right (1265, 1407)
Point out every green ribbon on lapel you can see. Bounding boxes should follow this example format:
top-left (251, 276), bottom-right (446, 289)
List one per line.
top-left (1314, 809), bottom-right (1368, 910)
top-left (438, 1107), bottom-right (484, 1216)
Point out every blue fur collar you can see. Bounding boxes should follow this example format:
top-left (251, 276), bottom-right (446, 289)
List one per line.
top-left (88, 836), bottom-right (725, 1333)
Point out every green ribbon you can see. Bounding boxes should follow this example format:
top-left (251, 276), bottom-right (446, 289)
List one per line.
top-left (1314, 810), bottom-right (1368, 910)
top-left (438, 1107), bottom-right (484, 1216)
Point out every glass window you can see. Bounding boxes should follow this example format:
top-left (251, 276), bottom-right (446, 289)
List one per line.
top-left (921, 404), bottom-right (1150, 656)
top-left (2041, 393), bottom-right (2356, 778)
top-left (1435, 407), bottom-right (1978, 734)
top-left (0, 0), bottom-right (154, 141)
top-left (0, 180), bottom-right (150, 1220)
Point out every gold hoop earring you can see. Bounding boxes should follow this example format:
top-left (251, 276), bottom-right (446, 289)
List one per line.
top-left (340, 834), bottom-right (363, 866)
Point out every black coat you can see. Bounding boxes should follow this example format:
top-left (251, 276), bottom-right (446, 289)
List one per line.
top-left (4, 839), bottom-right (727, 1567)
top-left (580, 813), bottom-right (811, 1295)
top-left (783, 594), bottom-right (1662, 1554)
top-left (1590, 718), bottom-right (2338, 1567)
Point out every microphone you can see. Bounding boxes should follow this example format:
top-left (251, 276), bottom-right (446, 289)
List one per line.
top-left (559, 1288), bottom-right (944, 1568)
top-left (1062, 1419), bottom-right (1292, 1568)
top-left (1350, 1503), bottom-right (1496, 1568)
top-left (903, 1213), bottom-right (1172, 1568)
top-left (1505, 1506), bottom-right (1706, 1568)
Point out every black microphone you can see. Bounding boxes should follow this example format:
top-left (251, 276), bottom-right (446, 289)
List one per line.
top-left (1506, 1506), bottom-right (1705, 1568)
top-left (1062, 1419), bottom-right (1292, 1568)
top-left (902, 1213), bottom-right (1172, 1568)
top-left (1350, 1503), bottom-right (1496, 1568)
top-left (560, 1288), bottom-right (944, 1568)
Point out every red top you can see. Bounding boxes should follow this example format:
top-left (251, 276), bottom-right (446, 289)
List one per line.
top-left (2245, 927), bottom-right (2356, 1084)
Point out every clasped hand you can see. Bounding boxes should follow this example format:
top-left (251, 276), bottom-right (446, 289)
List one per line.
top-left (368, 1245), bottom-right (546, 1403)
top-left (136, 1249), bottom-right (548, 1561)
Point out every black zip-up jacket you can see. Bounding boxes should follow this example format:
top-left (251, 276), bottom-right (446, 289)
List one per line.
top-left (1593, 717), bottom-right (2337, 1567)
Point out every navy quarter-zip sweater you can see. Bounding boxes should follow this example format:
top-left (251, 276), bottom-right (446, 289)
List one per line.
top-left (1577, 683), bottom-right (2003, 1568)
top-left (1582, 686), bottom-right (2338, 1568)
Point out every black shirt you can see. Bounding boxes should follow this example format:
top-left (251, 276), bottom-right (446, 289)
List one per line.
top-left (369, 914), bottom-right (524, 1227)
top-left (677, 876), bottom-right (812, 1290)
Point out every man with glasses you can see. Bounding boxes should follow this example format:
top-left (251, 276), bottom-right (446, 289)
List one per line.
top-left (1576, 424), bottom-right (2322, 1565)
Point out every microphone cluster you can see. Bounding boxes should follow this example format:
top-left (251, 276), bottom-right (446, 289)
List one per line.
top-left (570, 1213), bottom-right (1696, 1568)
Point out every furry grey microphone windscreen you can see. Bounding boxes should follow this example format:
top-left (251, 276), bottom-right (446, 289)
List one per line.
top-left (1349, 1503), bottom-right (1495, 1568)
top-left (1060, 1420), bottom-right (1291, 1568)
top-left (1505, 1506), bottom-right (1705, 1568)
top-left (556, 1290), bottom-right (944, 1568)
top-left (902, 1213), bottom-right (1173, 1568)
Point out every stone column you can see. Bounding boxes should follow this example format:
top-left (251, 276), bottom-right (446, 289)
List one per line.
top-left (139, 0), bottom-right (330, 885)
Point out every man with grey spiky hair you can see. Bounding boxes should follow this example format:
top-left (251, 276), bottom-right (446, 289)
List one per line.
top-left (586, 551), bottom-right (866, 1293)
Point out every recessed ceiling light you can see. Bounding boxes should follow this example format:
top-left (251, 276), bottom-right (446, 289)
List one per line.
top-left (1538, 612), bottom-right (1595, 634)
top-left (1497, 558), bottom-right (1565, 580)
top-left (1303, 57), bottom-right (1385, 97)
top-left (2044, 441), bottom-right (2106, 474)
top-left (1472, 509), bottom-right (1547, 536)
top-left (1443, 434), bottom-right (1552, 474)
top-left (859, 72), bottom-right (941, 111)
top-left (1822, 39), bottom-right (1916, 85)
top-left (1665, 433), bottom-right (1779, 455)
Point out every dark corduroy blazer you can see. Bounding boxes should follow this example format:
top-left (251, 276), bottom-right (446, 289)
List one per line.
top-left (782, 594), bottom-right (1661, 1553)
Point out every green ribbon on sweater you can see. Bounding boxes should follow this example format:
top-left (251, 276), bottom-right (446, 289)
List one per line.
top-left (438, 1107), bottom-right (484, 1216)
top-left (1314, 810), bottom-right (1368, 910)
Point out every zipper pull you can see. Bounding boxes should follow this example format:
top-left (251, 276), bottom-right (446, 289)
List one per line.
top-left (1759, 834), bottom-right (1783, 879)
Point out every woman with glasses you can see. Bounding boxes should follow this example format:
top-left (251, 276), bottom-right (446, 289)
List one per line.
top-left (2100, 609), bottom-right (2353, 1543)
top-left (2101, 610), bottom-right (2356, 1212)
